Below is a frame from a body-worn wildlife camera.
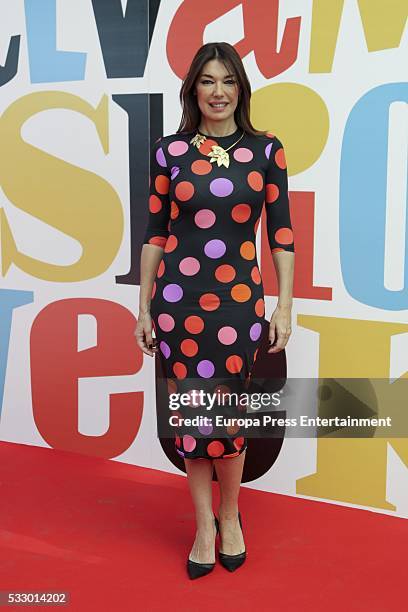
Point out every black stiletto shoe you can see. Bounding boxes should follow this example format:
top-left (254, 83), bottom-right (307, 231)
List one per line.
top-left (218, 512), bottom-right (246, 572)
top-left (187, 515), bottom-right (219, 580)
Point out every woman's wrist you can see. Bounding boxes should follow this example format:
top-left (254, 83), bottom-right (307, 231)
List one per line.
top-left (139, 305), bottom-right (151, 315)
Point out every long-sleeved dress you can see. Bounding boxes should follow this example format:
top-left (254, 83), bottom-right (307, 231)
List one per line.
top-left (142, 126), bottom-right (294, 459)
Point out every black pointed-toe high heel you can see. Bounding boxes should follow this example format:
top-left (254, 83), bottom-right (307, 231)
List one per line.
top-left (219, 512), bottom-right (246, 572)
top-left (187, 515), bottom-right (219, 580)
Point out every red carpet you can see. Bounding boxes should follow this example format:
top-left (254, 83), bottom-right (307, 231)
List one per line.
top-left (0, 441), bottom-right (405, 611)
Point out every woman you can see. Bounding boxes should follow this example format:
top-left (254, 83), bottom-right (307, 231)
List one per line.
top-left (135, 42), bottom-right (295, 579)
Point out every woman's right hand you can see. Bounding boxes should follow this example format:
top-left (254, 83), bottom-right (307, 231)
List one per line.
top-left (135, 311), bottom-right (158, 357)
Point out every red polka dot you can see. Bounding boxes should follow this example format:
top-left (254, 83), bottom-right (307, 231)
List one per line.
top-left (175, 434), bottom-right (181, 447)
top-left (254, 218), bottom-right (260, 234)
top-left (231, 203), bottom-right (251, 223)
top-left (175, 181), bottom-right (194, 201)
top-left (275, 227), bottom-right (293, 245)
top-left (157, 259), bottom-right (165, 278)
top-left (199, 139), bottom-right (218, 156)
top-left (266, 132), bottom-right (275, 138)
top-left (173, 362), bottom-right (187, 379)
top-left (170, 201), bottom-right (179, 219)
top-left (233, 436), bottom-right (245, 450)
top-left (207, 440), bottom-right (225, 457)
top-left (247, 171), bottom-right (263, 191)
top-left (151, 281), bottom-right (156, 298)
top-left (191, 159), bottom-right (213, 175)
top-left (149, 195), bottom-right (162, 212)
top-left (199, 293), bottom-right (220, 311)
top-left (181, 338), bottom-right (199, 357)
top-left (155, 175), bottom-right (170, 194)
top-left (164, 234), bottom-right (178, 253)
top-left (184, 315), bottom-right (204, 334)
top-left (223, 451), bottom-right (240, 458)
top-left (215, 264), bottom-right (236, 283)
top-left (226, 355), bottom-right (243, 373)
top-left (272, 247), bottom-right (285, 253)
top-left (266, 183), bottom-right (279, 203)
top-left (275, 147), bottom-right (287, 169)
top-left (148, 236), bottom-right (167, 248)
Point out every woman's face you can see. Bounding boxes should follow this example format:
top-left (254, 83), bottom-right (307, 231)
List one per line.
top-left (194, 59), bottom-right (240, 123)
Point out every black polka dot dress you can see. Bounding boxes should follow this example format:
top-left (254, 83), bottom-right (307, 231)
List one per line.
top-left (143, 127), bottom-right (295, 459)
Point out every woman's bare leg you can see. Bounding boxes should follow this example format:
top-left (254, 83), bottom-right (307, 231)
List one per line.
top-left (213, 449), bottom-right (246, 555)
top-left (184, 457), bottom-right (217, 563)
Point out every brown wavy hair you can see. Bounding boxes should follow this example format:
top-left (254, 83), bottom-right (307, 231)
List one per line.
top-left (176, 42), bottom-right (268, 137)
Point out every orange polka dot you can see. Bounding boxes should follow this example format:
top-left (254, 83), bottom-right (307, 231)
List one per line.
top-left (275, 147), bottom-right (286, 169)
top-left (233, 436), bottom-right (245, 450)
top-left (223, 451), bottom-right (240, 458)
top-left (275, 227), bottom-right (293, 245)
top-left (149, 194), bottom-right (162, 213)
top-left (231, 284), bottom-right (251, 302)
top-left (215, 264), bottom-right (236, 283)
top-left (253, 348), bottom-right (259, 361)
top-left (175, 434), bottom-right (181, 447)
top-left (226, 355), bottom-right (243, 373)
top-left (181, 338), bottom-right (199, 357)
top-left (167, 379), bottom-right (177, 394)
top-left (175, 181), bottom-right (194, 201)
top-left (231, 203), bottom-right (251, 223)
top-left (173, 362), bottom-right (187, 379)
top-left (254, 218), bottom-right (260, 234)
top-left (226, 423), bottom-right (240, 435)
top-left (207, 440), bottom-right (225, 457)
top-left (251, 266), bottom-right (261, 284)
top-left (266, 183), bottom-right (279, 203)
top-left (199, 293), bottom-right (220, 311)
top-left (170, 201), bottom-right (179, 219)
top-left (255, 298), bottom-right (265, 316)
top-left (272, 247), bottom-right (285, 253)
top-left (148, 236), bottom-right (167, 248)
top-left (164, 234), bottom-right (178, 253)
top-left (240, 241), bottom-right (256, 260)
top-left (151, 281), bottom-right (156, 298)
top-left (155, 174), bottom-right (170, 194)
top-left (199, 139), bottom-right (218, 156)
top-left (157, 259), bottom-right (165, 278)
top-left (184, 315), bottom-right (204, 334)
top-left (247, 171), bottom-right (263, 191)
top-left (266, 132), bottom-right (275, 138)
top-left (191, 159), bottom-right (213, 175)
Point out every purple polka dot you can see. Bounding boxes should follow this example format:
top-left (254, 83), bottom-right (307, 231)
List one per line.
top-left (265, 143), bottom-right (273, 159)
top-left (250, 322), bottom-right (262, 341)
top-left (171, 166), bottom-right (180, 180)
top-left (160, 341), bottom-right (171, 359)
top-left (176, 448), bottom-right (185, 457)
top-left (197, 360), bottom-right (215, 378)
top-left (163, 283), bottom-right (183, 302)
top-left (204, 239), bottom-right (226, 259)
top-left (198, 422), bottom-right (213, 435)
top-left (156, 147), bottom-right (167, 167)
top-left (210, 178), bottom-right (234, 197)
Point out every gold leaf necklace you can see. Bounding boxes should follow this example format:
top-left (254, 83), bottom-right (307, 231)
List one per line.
top-left (190, 128), bottom-right (245, 168)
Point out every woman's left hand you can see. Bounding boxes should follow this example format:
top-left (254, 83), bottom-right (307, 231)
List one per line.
top-left (268, 304), bottom-right (292, 353)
